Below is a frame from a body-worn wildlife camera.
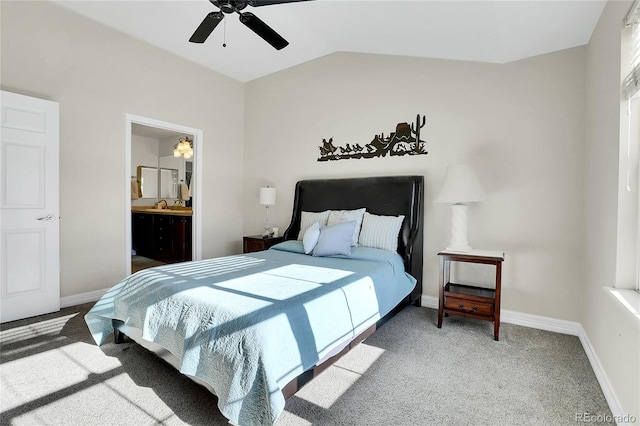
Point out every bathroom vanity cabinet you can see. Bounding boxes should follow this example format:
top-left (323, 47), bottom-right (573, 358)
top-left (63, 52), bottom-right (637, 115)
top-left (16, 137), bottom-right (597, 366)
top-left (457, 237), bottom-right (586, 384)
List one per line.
top-left (132, 211), bottom-right (192, 263)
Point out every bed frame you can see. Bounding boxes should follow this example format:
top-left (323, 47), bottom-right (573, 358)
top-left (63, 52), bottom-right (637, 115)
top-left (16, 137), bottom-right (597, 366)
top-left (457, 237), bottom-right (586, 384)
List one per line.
top-left (113, 175), bottom-right (424, 402)
top-left (279, 175), bottom-right (424, 396)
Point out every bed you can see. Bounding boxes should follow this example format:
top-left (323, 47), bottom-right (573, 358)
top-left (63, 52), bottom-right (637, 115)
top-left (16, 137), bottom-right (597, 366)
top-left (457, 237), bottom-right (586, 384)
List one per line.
top-left (85, 175), bottom-right (423, 426)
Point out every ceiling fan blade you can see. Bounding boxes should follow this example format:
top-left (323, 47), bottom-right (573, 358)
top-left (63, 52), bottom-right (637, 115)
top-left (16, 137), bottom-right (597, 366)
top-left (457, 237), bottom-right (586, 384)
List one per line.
top-left (239, 11), bottom-right (289, 50)
top-left (189, 11), bottom-right (224, 43)
top-left (248, 0), bottom-right (311, 6)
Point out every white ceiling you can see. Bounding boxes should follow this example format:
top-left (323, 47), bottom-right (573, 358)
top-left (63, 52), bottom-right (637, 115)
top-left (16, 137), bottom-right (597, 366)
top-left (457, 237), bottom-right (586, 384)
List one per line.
top-left (52, 0), bottom-right (607, 83)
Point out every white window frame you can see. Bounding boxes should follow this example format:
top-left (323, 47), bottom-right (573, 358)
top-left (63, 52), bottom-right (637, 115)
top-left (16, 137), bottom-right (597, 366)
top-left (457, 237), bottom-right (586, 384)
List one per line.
top-left (631, 94), bottom-right (640, 292)
top-left (606, 2), bottom-right (640, 327)
top-left (622, 0), bottom-right (640, 292)
top-left (621, 1), bottom-right (640, 293)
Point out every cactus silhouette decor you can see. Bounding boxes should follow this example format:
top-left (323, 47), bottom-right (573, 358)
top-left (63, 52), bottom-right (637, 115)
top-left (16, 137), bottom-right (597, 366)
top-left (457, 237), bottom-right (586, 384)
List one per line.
top-left (317, 114), bottom-right (428, 161)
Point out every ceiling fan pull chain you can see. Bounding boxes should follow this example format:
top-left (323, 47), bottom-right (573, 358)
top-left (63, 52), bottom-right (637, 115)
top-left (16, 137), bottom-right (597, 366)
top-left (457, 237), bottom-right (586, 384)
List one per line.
top-left (223, 18), bottom-right (227, 47)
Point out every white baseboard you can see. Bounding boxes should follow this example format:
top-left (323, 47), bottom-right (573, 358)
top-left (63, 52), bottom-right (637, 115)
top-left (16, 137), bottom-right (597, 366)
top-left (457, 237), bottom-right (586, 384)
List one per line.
top-left (60, 288), bottom-right (108, 308)
top-left (500, 309), bottom-right (583, 335)
top-left (421, 295), bottom-right (581, 335)
top-left (421, 295), bottom-right (439, 309)
top-left (577, 326), bottom-right (628, 423)
top-left (420, 294), bottom-right (625, 423)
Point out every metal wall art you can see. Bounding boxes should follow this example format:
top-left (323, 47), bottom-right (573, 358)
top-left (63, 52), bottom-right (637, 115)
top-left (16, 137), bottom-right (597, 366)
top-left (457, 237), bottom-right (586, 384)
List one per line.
top-left (318, 114), bottom-right (428, 162)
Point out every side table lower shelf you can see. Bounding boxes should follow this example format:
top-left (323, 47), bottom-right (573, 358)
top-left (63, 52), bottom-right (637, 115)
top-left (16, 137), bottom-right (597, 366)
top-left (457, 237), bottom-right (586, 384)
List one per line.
top-left (437, 250), bottom-right (504, 341)
top-left (442, 283), bottom-right (495, 319)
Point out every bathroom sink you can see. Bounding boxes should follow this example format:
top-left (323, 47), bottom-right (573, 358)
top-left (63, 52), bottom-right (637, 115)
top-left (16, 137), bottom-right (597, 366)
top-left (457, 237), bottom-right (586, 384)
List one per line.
top-left (143, 208), bottom-right (192, 215)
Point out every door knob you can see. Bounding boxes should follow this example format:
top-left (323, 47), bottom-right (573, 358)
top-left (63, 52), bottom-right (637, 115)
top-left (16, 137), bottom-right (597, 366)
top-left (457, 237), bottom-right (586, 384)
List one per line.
top-left (37, 214), bottom-right (56, 222)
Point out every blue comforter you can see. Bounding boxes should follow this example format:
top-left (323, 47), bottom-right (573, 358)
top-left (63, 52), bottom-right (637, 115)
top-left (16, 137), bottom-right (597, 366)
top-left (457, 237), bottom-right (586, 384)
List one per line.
top-left (85, 241), bottom-right (416, 425)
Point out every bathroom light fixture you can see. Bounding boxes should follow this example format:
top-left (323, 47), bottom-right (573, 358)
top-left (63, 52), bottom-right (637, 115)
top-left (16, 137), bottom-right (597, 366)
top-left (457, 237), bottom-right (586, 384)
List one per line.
top-left (435, 164), bottom-right (485, 252)
top-left (173, 136), bottom-right (193, 159)
top-left (259, 186), bottom-right (276, 237)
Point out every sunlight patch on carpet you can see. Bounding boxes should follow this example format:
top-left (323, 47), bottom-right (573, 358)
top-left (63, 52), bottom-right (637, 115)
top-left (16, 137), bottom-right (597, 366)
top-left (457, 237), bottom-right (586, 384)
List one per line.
top-left (1, 342), bottom-right (122, 410)
top-left (277, 411), bottom-right (313, 425)
top-left (293, 343), bottom-right (385, 409)
top-left (0, 314), bottom-right (78, 345)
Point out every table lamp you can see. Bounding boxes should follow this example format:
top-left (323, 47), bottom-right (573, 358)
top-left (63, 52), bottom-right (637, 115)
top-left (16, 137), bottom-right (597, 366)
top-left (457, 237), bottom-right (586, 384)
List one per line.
top-left (259, 186), bottom-right (276, 237)
top-left (435, 164), bottom-right (485, 252)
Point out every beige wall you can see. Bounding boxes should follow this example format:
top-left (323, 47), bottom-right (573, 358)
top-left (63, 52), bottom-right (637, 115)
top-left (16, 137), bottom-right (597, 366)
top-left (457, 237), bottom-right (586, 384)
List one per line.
top-left (583, 0), bottom-right (639, 419)
top-left (1, 1), bottom-right (245, 297)
top-left (244, 49), bottom-right (587, 321)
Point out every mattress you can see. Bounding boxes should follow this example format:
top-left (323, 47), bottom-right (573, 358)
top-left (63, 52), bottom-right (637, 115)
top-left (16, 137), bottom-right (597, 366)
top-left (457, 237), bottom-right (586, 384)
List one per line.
top-left (85, 241), bottom-right (416, 426)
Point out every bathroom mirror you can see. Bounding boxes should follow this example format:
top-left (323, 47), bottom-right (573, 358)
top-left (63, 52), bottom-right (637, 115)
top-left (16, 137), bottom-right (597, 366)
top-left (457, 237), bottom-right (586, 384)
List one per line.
top-left (159, 155), bottom-right (192, 204)
top-left (137, 165), bottom-right (158, 199)
top-left (159, 168), bottom-right (178, 199)
top-left (137, 165), bottom-right (179, 199)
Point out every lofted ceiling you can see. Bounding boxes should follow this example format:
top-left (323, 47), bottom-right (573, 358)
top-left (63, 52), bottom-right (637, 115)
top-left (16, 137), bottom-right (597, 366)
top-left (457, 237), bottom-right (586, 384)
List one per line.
top-left (52, 0), bottom-right (607, 83)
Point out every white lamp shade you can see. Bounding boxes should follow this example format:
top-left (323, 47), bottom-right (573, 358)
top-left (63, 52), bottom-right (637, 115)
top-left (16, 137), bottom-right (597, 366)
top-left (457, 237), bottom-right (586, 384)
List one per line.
top-left (434, 164), bottom-right (485, 203)
top-left (259, 187), bottom-right (276, 205)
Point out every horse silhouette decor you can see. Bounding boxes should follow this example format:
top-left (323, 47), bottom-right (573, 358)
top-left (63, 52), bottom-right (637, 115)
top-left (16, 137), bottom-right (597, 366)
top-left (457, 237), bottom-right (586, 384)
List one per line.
top-left (318, 114), bottom-right (428, 162)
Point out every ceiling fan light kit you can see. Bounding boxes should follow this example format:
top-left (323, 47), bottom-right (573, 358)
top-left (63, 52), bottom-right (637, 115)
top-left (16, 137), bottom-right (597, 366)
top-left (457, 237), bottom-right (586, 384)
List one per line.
top-left (189, 0), bottom-right (311, 50)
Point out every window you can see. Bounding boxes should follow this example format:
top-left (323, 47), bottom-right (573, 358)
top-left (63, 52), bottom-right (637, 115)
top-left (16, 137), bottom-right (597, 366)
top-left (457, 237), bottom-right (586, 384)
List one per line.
top-left (631, 94), bottom-right (639, 292)
top-left (623, 1), bottom-right (640, 292)
top-left (623, 2), bottom-right (639, 100)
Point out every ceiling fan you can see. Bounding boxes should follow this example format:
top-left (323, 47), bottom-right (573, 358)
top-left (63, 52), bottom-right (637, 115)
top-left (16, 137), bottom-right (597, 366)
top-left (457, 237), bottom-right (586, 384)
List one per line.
top-left (190, 0), bottom-right (311, 50)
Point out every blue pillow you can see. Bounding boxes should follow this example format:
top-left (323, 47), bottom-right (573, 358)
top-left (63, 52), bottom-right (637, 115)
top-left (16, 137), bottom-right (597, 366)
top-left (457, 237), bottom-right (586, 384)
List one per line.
top-left (312, 221), bottom-right (357, 257)
top-left (302, 222), bottom-right (321, 254)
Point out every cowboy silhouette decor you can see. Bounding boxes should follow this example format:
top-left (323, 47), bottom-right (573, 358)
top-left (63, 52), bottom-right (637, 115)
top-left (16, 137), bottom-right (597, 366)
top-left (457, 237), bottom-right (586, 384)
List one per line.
top-left (318, 114), bottom-right (428, 162)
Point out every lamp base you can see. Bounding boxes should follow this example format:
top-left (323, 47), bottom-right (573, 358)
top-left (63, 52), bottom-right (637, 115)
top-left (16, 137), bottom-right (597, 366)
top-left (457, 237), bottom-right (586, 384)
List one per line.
top-left (262, 205), bottom-right (272, 237)
top-left (447, 203), bottom-right (473, 253)
top-left (445, 242), bottom-right (473, 253)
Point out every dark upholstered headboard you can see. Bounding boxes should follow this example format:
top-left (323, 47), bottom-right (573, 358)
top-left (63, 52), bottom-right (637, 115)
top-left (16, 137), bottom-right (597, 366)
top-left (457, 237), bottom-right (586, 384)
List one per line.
top-left (282, 176), bottom-right (424, 306)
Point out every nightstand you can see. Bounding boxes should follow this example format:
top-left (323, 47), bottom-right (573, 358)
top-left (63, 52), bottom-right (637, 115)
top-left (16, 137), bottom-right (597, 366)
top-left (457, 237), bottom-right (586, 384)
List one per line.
top-left (437, 250), bottom-right (505, 340)
top-left (243, 235), bottom-right (284, 253)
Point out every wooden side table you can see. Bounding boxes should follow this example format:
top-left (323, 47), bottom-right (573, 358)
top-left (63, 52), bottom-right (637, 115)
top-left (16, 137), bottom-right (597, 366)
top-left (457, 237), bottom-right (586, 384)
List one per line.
top-left (243, 235), bottom-right (284, 253)
top-left (437, 250), bottom-right (505, 340)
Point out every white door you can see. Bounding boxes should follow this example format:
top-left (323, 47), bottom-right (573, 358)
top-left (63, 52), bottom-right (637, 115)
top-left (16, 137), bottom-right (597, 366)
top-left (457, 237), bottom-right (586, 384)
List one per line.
top-left (1, 91), bottom-right (60, 323)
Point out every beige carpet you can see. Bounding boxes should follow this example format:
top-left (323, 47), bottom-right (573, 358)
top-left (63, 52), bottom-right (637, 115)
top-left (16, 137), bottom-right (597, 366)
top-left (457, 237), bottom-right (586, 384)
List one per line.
top-left (0, 303), bottom-right (613, 425)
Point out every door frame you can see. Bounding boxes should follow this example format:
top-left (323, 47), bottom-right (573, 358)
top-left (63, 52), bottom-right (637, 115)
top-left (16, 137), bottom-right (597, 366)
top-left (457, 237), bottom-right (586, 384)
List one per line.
top-left (125, 114), bottom-right (203, 275)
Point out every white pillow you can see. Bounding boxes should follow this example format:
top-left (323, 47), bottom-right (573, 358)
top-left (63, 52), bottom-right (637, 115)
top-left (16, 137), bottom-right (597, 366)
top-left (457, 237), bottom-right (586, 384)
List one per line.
top-left (327, 208), bottom-right (366, 246)
top-left (358, 212), bottom-right (405, 253)
top-left (302, 222), bottom-right (321, 254)
top-left (297, 210), bottom-right (330, 240)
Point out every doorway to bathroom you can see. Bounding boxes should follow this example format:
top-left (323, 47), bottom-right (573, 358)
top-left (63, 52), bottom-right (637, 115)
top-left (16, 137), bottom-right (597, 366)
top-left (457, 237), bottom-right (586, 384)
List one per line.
top-left (125, 114), bottom-right (202, 275)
